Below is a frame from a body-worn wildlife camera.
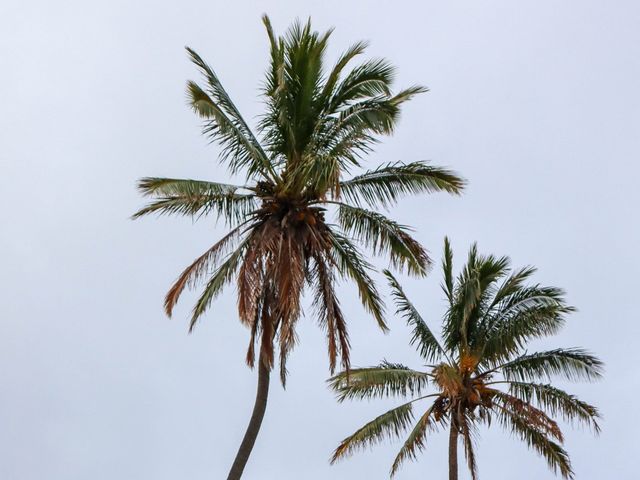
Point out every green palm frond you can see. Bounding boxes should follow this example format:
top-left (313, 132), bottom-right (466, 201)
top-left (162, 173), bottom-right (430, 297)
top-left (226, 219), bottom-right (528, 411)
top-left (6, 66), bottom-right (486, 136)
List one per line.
top-left (136, 177), bottom-right (249, 196)
top-left (339, 161), bottom-right (465, 209)
top-left (328, 362), bottom-right (430, 402)
top-left (328, 94), bottom-right (406, 139)
top-left (186, 48), bottom-right (276, 180)
top-left (336, 203), bottom-right (429, 275)
top-left (188, 239), bottom-right (250, 330)
top-left (384, 270), bottom-right (447, 362)
top-left (259, 17), bottom-right (333, 162)
top-left (164, 225), bottom-right (247, 317)
top-left (496, 349), bottom-right (604, 383)
top-left (443, 248), bottom-right (511, 352)
top-left (487, 266), bottom-right (537, 309)
top-left (328, 231), bottom-right (387, 331)
top-left (330, 402), bottom-right (415, 463)
top-left (479, 286), bottom-right (574, 364)
top-left (133, 177), bottom-right (256, 224)
top-left (442, 237), bottom-right (455, 305)
top-left (390, 403), bottom-right (440, 477)
top-left (259, 15), bottom-right (286, 157)
top-left (328, 58), bottom-right (395, 111)
top-left (507, 382), bottom-right (600, 433)
top-left (319, 40), bottom-right (369, 106)
top-left (389, 86), bottom-right (428, 107)
top-left (494, 399), bottom-right (573, 478)
top-left (292, 152), bottom-right (342, 197)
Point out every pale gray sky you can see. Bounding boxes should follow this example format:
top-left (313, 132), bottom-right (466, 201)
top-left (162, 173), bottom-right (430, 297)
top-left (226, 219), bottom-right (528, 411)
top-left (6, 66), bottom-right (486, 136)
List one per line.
top-left (1, 1), bottom-right (638, 479)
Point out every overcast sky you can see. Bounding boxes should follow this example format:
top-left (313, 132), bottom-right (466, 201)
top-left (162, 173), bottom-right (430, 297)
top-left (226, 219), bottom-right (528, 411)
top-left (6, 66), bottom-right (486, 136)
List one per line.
top-left (1, 1), bottom-right (639, 479)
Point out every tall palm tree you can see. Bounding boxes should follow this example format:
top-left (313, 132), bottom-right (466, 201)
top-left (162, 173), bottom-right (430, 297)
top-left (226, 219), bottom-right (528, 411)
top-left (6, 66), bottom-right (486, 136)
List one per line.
top-left (133, 17), bottom-right (464, 480)
top-left (329, 239), bottom-right (602, 479)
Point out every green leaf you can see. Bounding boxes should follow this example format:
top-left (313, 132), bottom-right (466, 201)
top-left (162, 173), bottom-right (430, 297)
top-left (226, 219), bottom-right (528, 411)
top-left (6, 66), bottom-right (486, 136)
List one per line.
top-left (497, 349), bottom-right (604, 383)
top-left (340, 161), bottom-right (465, 209)
top-left (133, 177), bottom-right (256, 224)
top-left (480, 286), bottom-right (574, 365)
top-left (328, 231), bottom-right (387, 331)
top-left (328, 362), bottom-right (429, 402)
top-left (337, 203), bottom-right (430, 276)
top-left (329, 58), bottom-right (396, 111)
top-left (507, 382), bottom-right (601, 433)
top-left (384, 270), bottom-right (446, 362)
top-left (186, 48), bottom-right (276, 180)
top-left (188, 239), bottom-right (249, 330)
top-left (330, 402), bottom-right (415, 463)
top-left (494, 394), bottom-right (574, 478)
top-left (390, 403), bottom-right (440, 477)
top-left (164, 225), bottom-right (246, 317)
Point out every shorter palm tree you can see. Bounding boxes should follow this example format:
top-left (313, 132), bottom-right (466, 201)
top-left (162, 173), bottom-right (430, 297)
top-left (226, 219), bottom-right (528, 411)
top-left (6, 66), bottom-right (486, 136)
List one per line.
top-left (329, 238), bottom-right (602, 479)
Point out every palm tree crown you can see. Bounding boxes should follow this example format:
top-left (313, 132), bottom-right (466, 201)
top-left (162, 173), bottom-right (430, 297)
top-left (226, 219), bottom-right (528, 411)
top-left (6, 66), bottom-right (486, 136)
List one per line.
top-left (133, 16), bottom-right (464, 383)
top-left (329, 238), bottom-right (602, 479)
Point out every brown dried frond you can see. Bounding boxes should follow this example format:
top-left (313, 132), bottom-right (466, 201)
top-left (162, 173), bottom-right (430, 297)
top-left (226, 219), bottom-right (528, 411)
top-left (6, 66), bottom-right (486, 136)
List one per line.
top-left (312, 252), bottom-right (351, 373)
top-left (434, 364), bottom-right (463, 398)
top-left (497, 392), bottom-right (564, 442)
top-left (164, 227), bottom-right (243, 317)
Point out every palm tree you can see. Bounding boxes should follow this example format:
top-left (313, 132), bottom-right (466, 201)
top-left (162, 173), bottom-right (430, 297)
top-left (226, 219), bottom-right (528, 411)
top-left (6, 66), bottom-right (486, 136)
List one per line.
top-left (133, 17), bottom-right (465, 480)
top-left (329, 239), bottom-right (602, 479)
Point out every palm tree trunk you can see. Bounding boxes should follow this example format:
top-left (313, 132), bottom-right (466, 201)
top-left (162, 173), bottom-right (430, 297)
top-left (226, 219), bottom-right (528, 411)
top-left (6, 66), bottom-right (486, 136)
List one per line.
top-left (448, 422), bottom-right (458, 480)
top-left (226, 358), bottom-right (270, 480)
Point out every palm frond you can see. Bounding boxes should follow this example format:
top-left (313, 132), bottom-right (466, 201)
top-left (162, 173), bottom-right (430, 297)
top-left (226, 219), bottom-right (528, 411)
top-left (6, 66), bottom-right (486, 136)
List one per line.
top-left (480, 286), bottom-right (574, 365)
top-left (259, 17), bottom-right (334, 163)
top-left (292, 152), bottom-right (343, 197)
top-left (461, 415), bottom-right (478, 480)
top-left (496, 349), bottom-right (604, 383)
top-left (311, 253), bottom-right (350, 373)
top-left (185, 50), bottom-right (276, 180)
top-left (385, 270), bottom-right (447, 362)
top-left (442, 236), bottom-right (455, 306)
top-left (390, 403), bottom-right (440, 477)
top-left (259, 14), bottom-right (286, 159)
top-left (487, 266), bottom-right (537, 309)
top-left (339, 161), bottom-right (465, 209)
top-left (133, 177), bottom-right (256, 224)
top-left (328, 231), bottom-right (387, 331)
top-left (492, 390), bottom-right (564, 442)
top-left (329, 96), bottom-right (404, 137)
top-left (443, 247), bottom-right (510, 352)
top-left (328, 58), bottom-right (395, 111)
top-left (494, 397), bottom-right (573, 478)
top-left (187, 239), bottom-right (250, 330)
top-left (164, 225), bottom-right (247, 317)
top-left (336, 203), bottom-right (430, 276)
top-left (261, 14), bottom-right (284, 98)
top-left (389, 86), bottom-right (429, 107)
top-left (507, 382), bottom-right (601, 433)
top-left (328, 362), bottom-right (430, 402)
top-left (330, 402), bottom-right (415, 463)
top-left (136, 177), bottom-right (248, 196)
top-left (320, 40), bottom-right (369, 106)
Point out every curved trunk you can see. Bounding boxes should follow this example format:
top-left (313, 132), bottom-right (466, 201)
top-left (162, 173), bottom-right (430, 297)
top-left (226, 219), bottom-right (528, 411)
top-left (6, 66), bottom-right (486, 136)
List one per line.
top-left (448, 422), bottom-right (458, 480)
top-left (226, 358), bottom-right (271, 480)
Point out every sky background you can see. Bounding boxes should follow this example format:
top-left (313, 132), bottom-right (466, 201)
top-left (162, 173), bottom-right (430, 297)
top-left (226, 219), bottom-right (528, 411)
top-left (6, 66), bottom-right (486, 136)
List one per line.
top-left (1, 1), bottom-right (639, 478)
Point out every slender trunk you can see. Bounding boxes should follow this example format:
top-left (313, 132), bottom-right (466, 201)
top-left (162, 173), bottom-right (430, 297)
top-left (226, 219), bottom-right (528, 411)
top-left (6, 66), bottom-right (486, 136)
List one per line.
top-left (448, 422), bottom-right (458, 480)
top-left (226, 358), bottom-right (270, 480)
